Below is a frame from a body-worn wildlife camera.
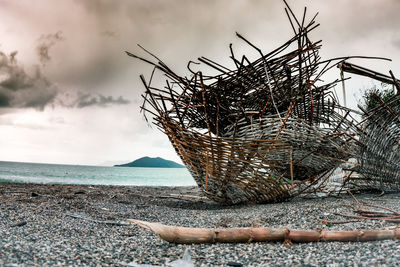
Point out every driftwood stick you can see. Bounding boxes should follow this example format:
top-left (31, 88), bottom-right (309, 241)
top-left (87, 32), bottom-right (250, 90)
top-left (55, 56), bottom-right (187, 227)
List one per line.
top-left (335, 213), bottom-right (400, 222)
top-left (128, 219), bottom-right (400, 244)
top-left (359, 203), bottom-right (400, 216)
top-left (321, 219), bottom-right (361, 225)
top-left (333, 201), bottom-right (400, 223)
top-left (344, 193), bottom-right (400, 218)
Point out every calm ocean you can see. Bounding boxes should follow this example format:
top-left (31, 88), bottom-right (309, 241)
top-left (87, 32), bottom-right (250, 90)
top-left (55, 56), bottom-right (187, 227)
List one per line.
top-left (0, 161), bottom-right (196, 186)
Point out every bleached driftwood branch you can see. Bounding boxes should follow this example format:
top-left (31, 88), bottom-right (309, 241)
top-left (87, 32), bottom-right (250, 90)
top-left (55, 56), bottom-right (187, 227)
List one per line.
top-left (128, 219), bottom-right (400, 244)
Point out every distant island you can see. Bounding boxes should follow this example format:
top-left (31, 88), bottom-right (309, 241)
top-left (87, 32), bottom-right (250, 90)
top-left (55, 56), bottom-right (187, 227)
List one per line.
top-left (114, 157), bottom-right (185, 168)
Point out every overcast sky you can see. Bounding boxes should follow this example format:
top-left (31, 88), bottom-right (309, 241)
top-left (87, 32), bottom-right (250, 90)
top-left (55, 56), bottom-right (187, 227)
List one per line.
top-left (0, 0), bottom-right (399, 166)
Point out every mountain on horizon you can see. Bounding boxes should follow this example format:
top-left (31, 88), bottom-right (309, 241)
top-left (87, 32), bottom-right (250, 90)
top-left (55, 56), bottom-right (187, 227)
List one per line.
top-left (114, 157), bottom-right (185, 168)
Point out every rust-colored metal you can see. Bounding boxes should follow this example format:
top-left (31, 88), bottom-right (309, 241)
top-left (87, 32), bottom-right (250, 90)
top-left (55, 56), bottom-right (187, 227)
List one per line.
top-left (354, 94), bottom-right (400, 192)
top-left (126, 1), bottom-right (398, 203)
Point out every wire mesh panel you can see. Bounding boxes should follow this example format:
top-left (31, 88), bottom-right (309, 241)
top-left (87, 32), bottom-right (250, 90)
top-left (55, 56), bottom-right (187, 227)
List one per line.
top-left (354, 96), bottom-right (400, 191)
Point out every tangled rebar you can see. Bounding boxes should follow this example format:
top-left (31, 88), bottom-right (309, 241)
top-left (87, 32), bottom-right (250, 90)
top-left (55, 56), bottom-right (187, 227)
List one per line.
top-left (127, 1), bottom-right (399, 203)
top-left (354, 95), bottom-right (400, 192)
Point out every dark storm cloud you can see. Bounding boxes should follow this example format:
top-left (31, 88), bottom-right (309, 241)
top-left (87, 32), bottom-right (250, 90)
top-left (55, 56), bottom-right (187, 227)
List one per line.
top-left (0, 51), bottom-right (58, 109)
top-left (36, 31), bottom-right (64, 65)
top-left (75, 93), bottom-right (129, 108)
top-left (0, 49), bottom-right (129, 110)
top-left (9, 51), bottom-right (17, 63)
top-left (0, 91), bottom-right (11, 107)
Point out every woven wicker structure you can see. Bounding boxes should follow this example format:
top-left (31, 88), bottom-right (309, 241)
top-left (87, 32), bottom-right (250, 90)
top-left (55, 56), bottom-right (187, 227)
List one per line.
top-left (160, 113), bottom-right (356, 204)
top-left (126, 2), bottom-right (376, 203)
top-left (334, 61), bottom-right (400, 193)
top-left (354, 95), bottom-right (400, 191)
top-left (162, 117), bottom-right (294, 203)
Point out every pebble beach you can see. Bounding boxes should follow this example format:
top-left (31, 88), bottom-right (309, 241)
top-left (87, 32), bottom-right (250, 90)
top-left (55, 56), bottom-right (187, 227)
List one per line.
top-left (1, 182), bottom-right (400, 266)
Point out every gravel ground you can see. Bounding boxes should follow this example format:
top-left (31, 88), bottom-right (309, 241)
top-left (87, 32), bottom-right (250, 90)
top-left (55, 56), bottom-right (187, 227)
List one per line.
top-left (1, 182), bottom-right (400, 266)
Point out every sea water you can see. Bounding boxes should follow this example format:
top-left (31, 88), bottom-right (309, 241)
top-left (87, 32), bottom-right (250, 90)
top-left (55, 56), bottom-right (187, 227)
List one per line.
top-left (0, 161), bottom-right (196, 186)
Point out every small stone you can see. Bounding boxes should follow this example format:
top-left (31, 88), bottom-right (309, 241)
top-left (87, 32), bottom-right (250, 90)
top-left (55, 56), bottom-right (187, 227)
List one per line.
top-left (227, 261), bottom-right (243, 266)
top-left (10, 221), bottom-right (27, 227)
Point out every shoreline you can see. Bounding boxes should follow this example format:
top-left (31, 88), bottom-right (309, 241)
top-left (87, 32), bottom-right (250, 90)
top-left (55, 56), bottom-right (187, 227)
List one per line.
top-left (0, 181), bottom-right (197, 188)
top-left (1, 182), bottom-right (400, 266)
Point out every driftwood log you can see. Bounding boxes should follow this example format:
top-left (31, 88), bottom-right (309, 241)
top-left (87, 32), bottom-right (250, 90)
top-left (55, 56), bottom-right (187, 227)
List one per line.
top-left (128, 219), bottom-right (400, 244)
